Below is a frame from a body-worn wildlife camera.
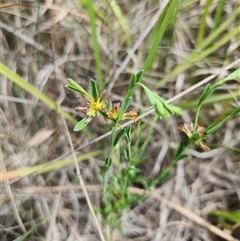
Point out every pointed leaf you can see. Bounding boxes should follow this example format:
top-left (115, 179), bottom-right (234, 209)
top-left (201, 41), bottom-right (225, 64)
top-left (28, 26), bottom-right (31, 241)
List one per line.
top-left (157, 169), bottom-right (171, 183)
top-left (129, 73), bottom-right (136, 89)
top-left (146, 178), bottom-right (153, 189)
top-left (124, 148), bottom-right (130, 161)
top-left (89, 78), bottom-right (99, 100)
top-left (66, 79), bottom-right (89, 96)
top-left (155, 101), bottom-right (167, 118)
top-left (125, 126), bottom-right (131, 143)
top-left (166, 104), bottom-right (182, 115)
top-left (212, 68), bottom-right (240, 90)
top-left (118, 97), bottom-right (133, 120)
top-left (225, 68), bottom-right (240, 81)
top-left (114, 129), bottom-right (126, 146)
top-left (73, 116), bottom-right (93, 131)
top-left (205, 122), bottom-right (222, 134)
top-left (198, 84), bottom-right (213, 106)
top-left (103, 157), bottom-right (112, 172)
top-left (174, 153), bottom-right (189, 162)
top-left (141, 84), bottom-right (155, 105)
top-left (227, 106), bottom-right (240, 119)
top-left (174, 140), bottom-right (185, 159)
top-left (135, 69), bottom-right (144, 83)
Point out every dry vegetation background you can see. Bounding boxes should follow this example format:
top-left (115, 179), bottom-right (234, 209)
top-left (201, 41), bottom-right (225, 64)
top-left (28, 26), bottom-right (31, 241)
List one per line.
top-left (0, 0), bottom-right (240, 241)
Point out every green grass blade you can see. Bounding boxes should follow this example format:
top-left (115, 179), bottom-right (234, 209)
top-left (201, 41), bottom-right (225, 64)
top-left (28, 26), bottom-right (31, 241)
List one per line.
top-left (197, 6), bottom-right (240, 50)
top-left (179, 89), bottom-right (240, 109)
top-left (79, 0), bottom-right (126, 43)
top-left (0, 151), bottom-right (101, 182)
top-left (143, 0), bottom-right (179, 71)
top-left (196, 0), bottom-right (213, 46)
top-left (0, 62), bottom-right (76, 124)
top-left (211, 210), bottom-right (240, 225)
top-left (16, 218), bottom-right (46, 241)
top-left (106, 0), bottom-right (131, 46)
top-left (157, 24), bottom-right (240, 87)
top-left (211, 0), bottom-right (226, 33)
top-left (86, 0), bottom-right (104, 91)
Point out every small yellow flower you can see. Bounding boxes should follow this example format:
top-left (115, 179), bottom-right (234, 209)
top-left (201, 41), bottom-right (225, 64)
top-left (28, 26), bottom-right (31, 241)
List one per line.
top-left (107, 102), bottom-right (138, 122)
top-left (106, 102), bottom-right (120, 120)
top-left (122, 109), bottom-right (138, 122)
top-left (75, 90), bottom-right (110, 118)
top-left (178, 122), bottom-right (210, 152)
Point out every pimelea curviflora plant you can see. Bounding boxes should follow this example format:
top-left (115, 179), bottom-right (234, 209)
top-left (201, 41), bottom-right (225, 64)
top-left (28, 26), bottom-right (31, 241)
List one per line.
top-left (65, 70), bottom-right (183, 232)
top-left (65, 68), bottom-right (240, 234)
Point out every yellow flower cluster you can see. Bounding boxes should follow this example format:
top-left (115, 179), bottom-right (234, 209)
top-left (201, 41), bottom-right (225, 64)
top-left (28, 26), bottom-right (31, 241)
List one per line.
top-left (106, 102), bottom-right (138, 122)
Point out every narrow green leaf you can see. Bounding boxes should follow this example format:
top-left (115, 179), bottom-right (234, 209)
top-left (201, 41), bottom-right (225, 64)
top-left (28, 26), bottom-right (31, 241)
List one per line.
top-left (135, 69), bottom-right (144, 83)
top-left (73, 116), bottom-right (93, 131)
top-left (211, 210), bottom-right (240, 225)
top-left (106, 0), bottom-right (131, 46)
top-left (225, 68), bottom-right (240, 80)
top-left (146, 178), bottom-right (153, 189)
top-left (164, 103), bottom-right (182, 115)
top-left (129, 73), bottom-right (136, 89)
top-left (143, 0), bottom-right (178, 70)
top-left (126, 126), bottom-right (131, 142)
top-left (157, 169), bottom-right (171, 183)
top-left (124, 148), bottom-right (130, 161)
top-left (196, 0), bottom-right (212, 46)
top-left (114, 129), bottom-right (126, 146)
top-left (174, 140), bottom-right (185, 158)
top-left (190, 132), bottom-right (201, 142)
top-left (66, 78), bottom-right (89, 96)
top-left (211, 0), bottom-right (226, 33)
top-left (158, 17), bottom-right (240, 87)
top-left (198, 84), bottom-right (212, 106)
top-left (89, 78), bottom-right (99, 100)
top-left (104, 157), bottom-right (112, 171)
top-left (174, 154), bottom-right (189, 162)
top-left (205, 122), bottom-right (222, 134)
top-left (118, 97), bottom-right (133, 120)
top-left (227, 106), bottom-right (240, 118)
top-left (155, 101), bottom-right (166, 118)
top-left (217, 106), bottom-right (240, 126)
top-left (86, 0), bottom-right (103, 90)
top-left (139, 84), bottom-right (155, 105)
top-left (179, 90), bottom-right (240, 109)
top-left (17, 218), bottom-right (46, 241)
top-left (162, 102), bottom-right (174, 115)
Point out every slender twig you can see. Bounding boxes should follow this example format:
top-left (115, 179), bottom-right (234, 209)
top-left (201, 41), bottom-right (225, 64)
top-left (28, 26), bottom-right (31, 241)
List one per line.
top-left (60, 112), bottom-right (105, 241)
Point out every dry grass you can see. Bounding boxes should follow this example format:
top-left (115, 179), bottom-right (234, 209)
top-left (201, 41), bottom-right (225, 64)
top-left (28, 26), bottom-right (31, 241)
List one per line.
top-left (0, 0), bottom-right (240, 241)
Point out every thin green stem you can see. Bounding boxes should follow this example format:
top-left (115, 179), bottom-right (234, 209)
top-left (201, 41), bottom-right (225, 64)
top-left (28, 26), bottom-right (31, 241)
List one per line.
top-left (122, 141), bottom-right (132, 191)
top-left (102, 123), bottom-right (119, 204)
top-left (154, 142), bottom-right (190, 185)
top-left (194, 106), bottom-right (201, 132)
